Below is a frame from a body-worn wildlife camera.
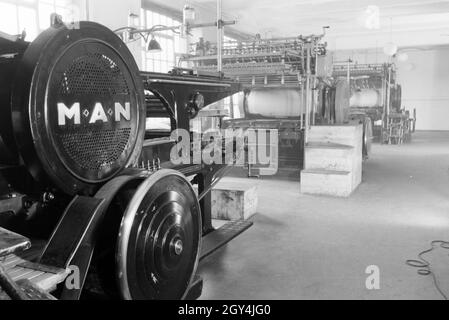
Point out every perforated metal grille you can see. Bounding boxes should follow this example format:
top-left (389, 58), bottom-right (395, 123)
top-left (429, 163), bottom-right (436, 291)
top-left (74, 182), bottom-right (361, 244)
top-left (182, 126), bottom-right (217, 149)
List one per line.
top-left (59, 128), bottom-right (131, 171)
top-left (60, 52), bottom-right (130, 95)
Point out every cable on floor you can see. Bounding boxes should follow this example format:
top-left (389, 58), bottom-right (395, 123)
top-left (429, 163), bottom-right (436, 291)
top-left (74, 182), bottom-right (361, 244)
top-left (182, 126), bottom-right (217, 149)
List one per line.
top-left (406, 240), bottom-right (449, 300)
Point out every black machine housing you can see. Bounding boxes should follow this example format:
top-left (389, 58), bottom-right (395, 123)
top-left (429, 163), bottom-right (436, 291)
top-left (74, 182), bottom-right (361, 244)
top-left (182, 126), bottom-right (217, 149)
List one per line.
top-left (0, 21), bottom-right (242, 299)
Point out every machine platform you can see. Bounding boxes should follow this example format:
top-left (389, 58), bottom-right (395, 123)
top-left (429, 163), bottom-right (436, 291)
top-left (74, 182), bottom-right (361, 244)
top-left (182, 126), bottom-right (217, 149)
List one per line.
top-left (301, 124), bottom-right (363, 197)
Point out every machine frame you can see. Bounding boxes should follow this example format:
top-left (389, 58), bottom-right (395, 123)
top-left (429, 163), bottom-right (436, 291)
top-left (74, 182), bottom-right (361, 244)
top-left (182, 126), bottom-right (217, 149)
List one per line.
top-left (0, 21), bottom-right (250, 300)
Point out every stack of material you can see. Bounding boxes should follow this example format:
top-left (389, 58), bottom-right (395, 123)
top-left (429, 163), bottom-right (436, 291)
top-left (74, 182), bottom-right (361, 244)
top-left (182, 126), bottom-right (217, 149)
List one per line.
top-left (300, 124), bottom-right (363, 197)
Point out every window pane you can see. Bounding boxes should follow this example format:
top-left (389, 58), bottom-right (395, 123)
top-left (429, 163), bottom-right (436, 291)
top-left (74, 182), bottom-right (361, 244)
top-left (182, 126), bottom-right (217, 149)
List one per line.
top-left (146, 10), bottom-right (152, 27)
top-left (39, 2), bottom-right (54, 29)
top-left (174, 35), bottom-right (180, 53)
top-left (58, 4), bottom-right (80, 24)
top-left (167, 17), bottom-right (173, 27)
top-left (57, 0), bottom-right (74, 7)
top-left (140, 8), bottom-right (145, 27)
top-left (142, 9), bottom-right (186, 72)
top-left (161, 37), bottom-right (167, 52)
top-left (167, 40), bottom-right (174, 61)
top-left (163, 15), bottom-right (168, 27)
top-left (153, 12), bottom-right (160, 25)
top-left (154, 62), bottom-right (161, 73)
top-left (55, 6), bottom-right (70, 22)
top-left (0, 2), bottom-right (18, 34)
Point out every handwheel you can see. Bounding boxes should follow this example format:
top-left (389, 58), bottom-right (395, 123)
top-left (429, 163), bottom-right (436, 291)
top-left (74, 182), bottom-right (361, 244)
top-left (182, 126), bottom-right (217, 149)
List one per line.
top-left (116, 169), bottom-right (201, 300)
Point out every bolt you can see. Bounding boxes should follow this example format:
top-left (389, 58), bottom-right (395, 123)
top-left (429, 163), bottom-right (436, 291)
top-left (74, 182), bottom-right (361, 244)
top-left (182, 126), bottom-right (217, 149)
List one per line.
top-left (174, 239), bottom-right (183, 255)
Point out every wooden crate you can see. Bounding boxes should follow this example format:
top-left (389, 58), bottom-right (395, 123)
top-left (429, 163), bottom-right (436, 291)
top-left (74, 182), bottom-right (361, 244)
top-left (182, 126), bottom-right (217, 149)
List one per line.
top-left (211, 178), bottom-right (258, 221)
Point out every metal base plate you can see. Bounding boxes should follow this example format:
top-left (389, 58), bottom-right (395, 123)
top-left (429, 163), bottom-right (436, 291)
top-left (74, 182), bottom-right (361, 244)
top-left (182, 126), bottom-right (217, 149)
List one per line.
top-left (0, 227), bottom-right (30, 257)
top-left (200, 219), bottom-right (253, 261)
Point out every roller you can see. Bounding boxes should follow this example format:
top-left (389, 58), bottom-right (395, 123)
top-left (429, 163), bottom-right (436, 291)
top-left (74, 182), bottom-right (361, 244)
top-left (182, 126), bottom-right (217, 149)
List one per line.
top-left (350, 89), bottom-right (381, 108)
top-left (245, 88), bottom-right (302, 118)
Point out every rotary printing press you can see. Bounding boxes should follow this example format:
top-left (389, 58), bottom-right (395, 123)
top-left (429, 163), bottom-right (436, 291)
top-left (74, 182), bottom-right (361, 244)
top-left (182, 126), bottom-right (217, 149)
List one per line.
top-left (0, 20), bottom-right (250, 300)
top-left (181, 29), bottom-right (360, 176)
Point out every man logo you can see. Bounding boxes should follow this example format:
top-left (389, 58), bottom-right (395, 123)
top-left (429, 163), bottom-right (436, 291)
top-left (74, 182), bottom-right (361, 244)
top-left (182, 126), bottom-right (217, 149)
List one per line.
top-left (57, 102), bottom-right (131, 125)
top-left (365, 265), bottom-right (380, 290)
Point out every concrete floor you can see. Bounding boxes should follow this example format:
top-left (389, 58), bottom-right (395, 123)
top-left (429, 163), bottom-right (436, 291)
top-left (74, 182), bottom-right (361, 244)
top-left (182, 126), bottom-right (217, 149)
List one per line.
top-left (197, 131), bottom-right (449, 300)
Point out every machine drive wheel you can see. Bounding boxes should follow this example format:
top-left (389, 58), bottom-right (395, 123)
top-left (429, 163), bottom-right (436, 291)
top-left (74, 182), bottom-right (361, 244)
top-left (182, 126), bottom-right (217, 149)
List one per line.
top-left (116, 169), bottom-right (201, 300)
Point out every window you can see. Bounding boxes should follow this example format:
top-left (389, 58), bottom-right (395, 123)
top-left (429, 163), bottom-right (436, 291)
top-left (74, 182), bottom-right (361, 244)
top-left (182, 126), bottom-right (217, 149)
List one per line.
top-left (0, 0), bottom-right (79, 41)
top-left (38, 0), bottom-right (78, 30)
top-left (140, 8), bottom-right (186, 73)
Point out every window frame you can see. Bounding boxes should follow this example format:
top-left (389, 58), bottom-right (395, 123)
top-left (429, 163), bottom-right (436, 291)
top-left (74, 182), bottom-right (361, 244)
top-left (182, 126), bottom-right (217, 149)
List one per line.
top-left (140, 8), bottom-right (185, 73)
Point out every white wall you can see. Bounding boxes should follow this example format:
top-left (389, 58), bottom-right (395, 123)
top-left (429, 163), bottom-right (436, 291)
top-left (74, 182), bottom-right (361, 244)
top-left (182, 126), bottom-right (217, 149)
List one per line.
top-left (334, 46), bottom-right (449, 131)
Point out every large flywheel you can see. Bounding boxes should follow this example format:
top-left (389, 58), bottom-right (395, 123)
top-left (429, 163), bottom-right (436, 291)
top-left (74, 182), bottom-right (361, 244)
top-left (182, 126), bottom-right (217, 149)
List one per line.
top-left (116, 169), bottom-right (201, 300)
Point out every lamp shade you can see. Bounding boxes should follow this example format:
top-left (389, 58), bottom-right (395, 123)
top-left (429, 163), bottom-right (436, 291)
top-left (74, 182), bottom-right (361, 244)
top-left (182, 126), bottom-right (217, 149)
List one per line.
top-left (383, 42), bottom-right (398, 56)
top-left (148, 38), bottom-right (162, 53)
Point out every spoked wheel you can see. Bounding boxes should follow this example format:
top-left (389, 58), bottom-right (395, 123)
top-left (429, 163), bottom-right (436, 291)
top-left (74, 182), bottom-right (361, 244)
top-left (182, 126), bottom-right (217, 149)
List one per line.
top-left (116, 169), bottom-right (201, 300)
